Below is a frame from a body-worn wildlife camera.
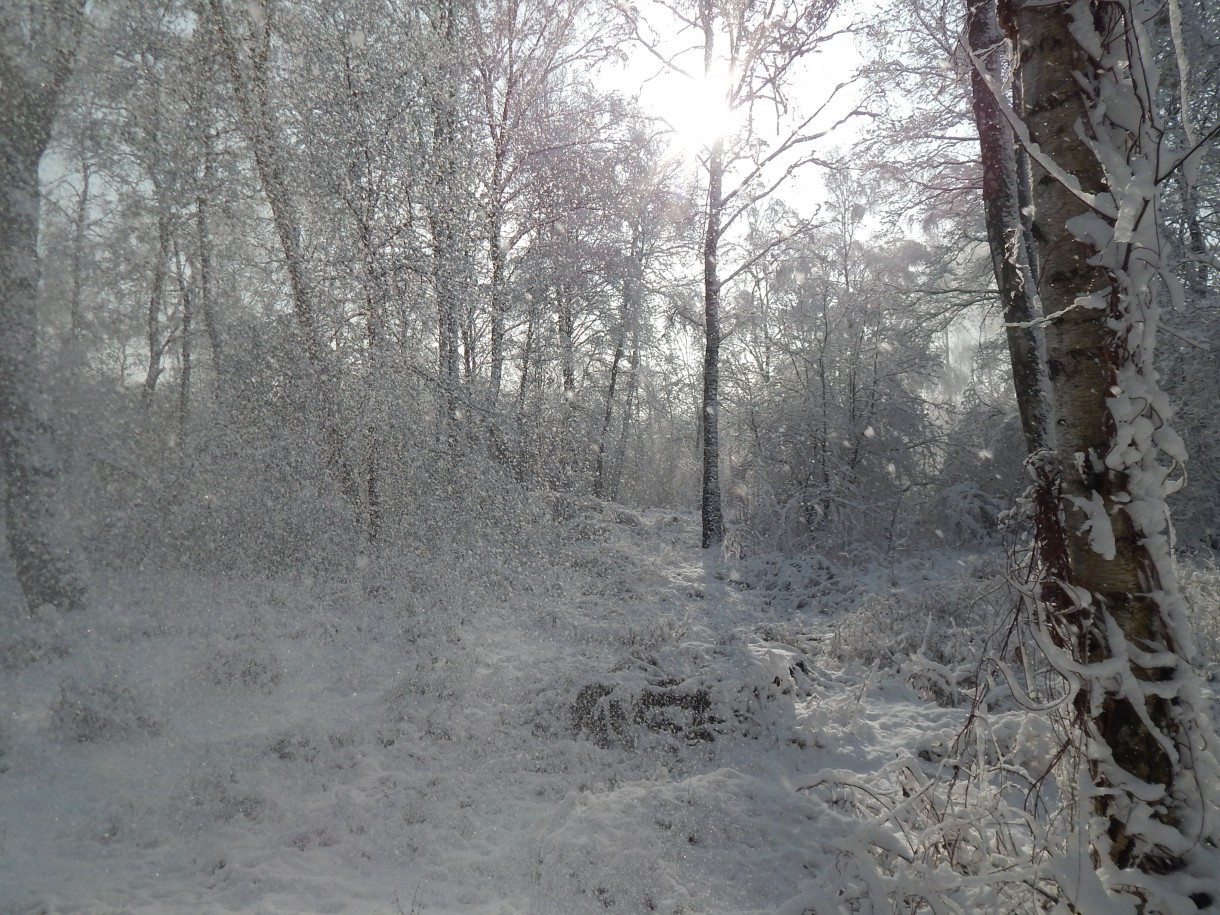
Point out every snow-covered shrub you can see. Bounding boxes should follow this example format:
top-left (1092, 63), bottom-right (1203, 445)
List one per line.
top-left (926, 482), bottom-right (1005, 545)
top-left (383, 628), bottom-right (477, 715)
top-left (58, 322), bottom-right (548, 579)
top-left (937, 399), bottom-right (1028, 503)
top-left (382, 444), bottom-right (548, 583)
top-left (623, 616), bottom-right (692, 653)
top-left (722, 482), bottom-right (817, 557)
top-left (71, 383), bottom-right (357, 574)
top-left (793, 745), bottom-right (1067, 915)
top-left (569, 657), bottom-right (720, 748)
top-left (726, 551), bottom-right (847, 612)
top-left (550, 492), bottom-right (603, 525)
top-left (796, 595), bottom-right (1076, 914)
top-left (50, 675), bottom-right (161, 743)
top-left (720, 221), bottom-right (946, 556)
top-left (829, 564), bottom-right (1011, 702)
top-left (570, 616), bottom-right (838, 752)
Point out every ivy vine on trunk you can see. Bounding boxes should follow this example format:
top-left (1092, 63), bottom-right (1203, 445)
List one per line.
top-left (972, 0), bottom-right (1220, 906)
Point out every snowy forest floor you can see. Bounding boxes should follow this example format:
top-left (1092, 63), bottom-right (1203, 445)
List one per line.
top-left (3, 503), bottom-right (1219, 914)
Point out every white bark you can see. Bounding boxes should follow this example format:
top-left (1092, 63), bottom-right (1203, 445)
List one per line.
top-left (1014, 0), bottom-right (1220, 903)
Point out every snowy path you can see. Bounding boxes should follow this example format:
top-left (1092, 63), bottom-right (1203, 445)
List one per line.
top-left (1, 508), bottom-right (972, 914)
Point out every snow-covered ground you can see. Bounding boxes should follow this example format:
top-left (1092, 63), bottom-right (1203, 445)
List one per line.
top-left (3, 505), bottom-right (1213, 914)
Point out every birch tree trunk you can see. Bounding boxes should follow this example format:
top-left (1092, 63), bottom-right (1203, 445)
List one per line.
top-left (608, 332), bottom-right (640, 503)
top-left (1002, 0), bottom-right (1220, 903)
top-left (964, 0), bottom-right (1046, 453)
top-left (0, 0), bottom-right (88, 613)
top-left (487, 149), bottom-right (509, 405)
top-left (640, 0), bottom-right (841, 548)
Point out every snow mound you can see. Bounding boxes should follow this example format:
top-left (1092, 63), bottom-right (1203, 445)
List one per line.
top-left (533, 767), bottom-right (825, 915)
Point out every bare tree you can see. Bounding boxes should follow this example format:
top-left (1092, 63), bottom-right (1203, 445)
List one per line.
top-left (207, 0), bottom-right (361, 511)
top-left (471, 0), bottom-right (618, 405)
top-left (628, 0), bottom-right (852, 547)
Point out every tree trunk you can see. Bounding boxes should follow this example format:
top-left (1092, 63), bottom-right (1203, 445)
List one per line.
top-left (965, 0), bottom-right (1047, 453)
top-left (366, 434), bottom-right (381, 546)
top-left (517, 302), bottom-right (535, 417)
top-left (0, 1), bottom-right (88, 612)
top-left (174, 243), bottom-right (192, 440)
top-left (462, 309), bottom-right (476, 381)
top-left (208, 0), bottom-right (321, 361)
top-left (208, 0), bottom-right (360, 510)
top-left (594, 275), bottom-right (631, 500)
top-left (556, 281), bottom-right (576, 400)
top-left (1008, 0), bottom-right (1220, 899)
top-left (701, 137), bottom-right (726, 548)
top-left (608, 332), bottom-right (640, 503)
top-left (141, 211), bottom-right (171, 409)
top-left (69, 161), bottom-right (90, 342)
top-left (488, 163), bottom-right (509, 404)
top-left (196, 177), bottom-right (223, 399)
top-left (432, 210), bottom-right (462, 424)
top-left (428, 0), bottom-right (464, 427)
top-left (1181, 178), bottom-right (1210, 296)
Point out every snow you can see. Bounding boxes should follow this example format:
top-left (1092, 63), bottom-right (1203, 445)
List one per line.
top-left (0, 508), bottom-right (955, 913)
top-left (1067, 491), bottom-right (1116, 561)
top-left (3, 506), bottom-right (1218, 913)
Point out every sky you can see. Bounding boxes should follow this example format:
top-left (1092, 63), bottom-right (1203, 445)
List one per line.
top-left (598, 1), bottom-right (868, 203)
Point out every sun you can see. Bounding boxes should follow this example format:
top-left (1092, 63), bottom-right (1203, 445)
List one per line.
top-left (642, 63), bottom-right (742, 159)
